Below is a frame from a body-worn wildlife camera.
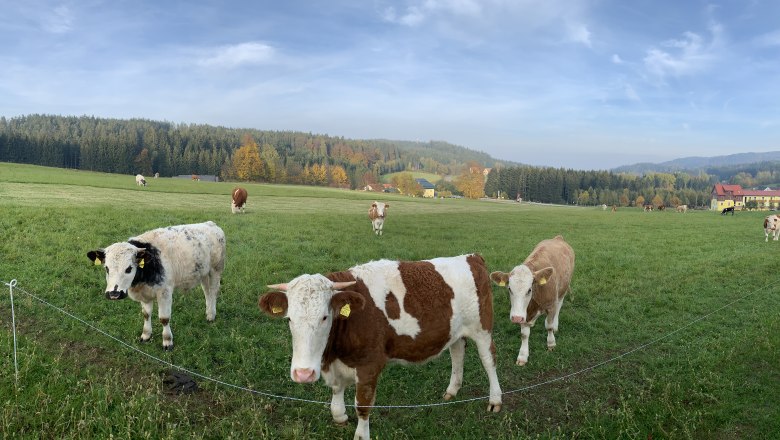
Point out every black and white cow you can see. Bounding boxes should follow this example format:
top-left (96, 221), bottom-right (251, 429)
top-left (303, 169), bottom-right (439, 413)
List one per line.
top-left (87, 221), bottom-right (226, 350)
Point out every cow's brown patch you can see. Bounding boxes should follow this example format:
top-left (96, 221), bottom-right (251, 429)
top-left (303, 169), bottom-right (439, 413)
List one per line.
top-left (384, 292), bottom-right (400, 319)
top-left (160, 317), bottom-right (170, 326)
top-left (467, 254), bottom-right (493, 332)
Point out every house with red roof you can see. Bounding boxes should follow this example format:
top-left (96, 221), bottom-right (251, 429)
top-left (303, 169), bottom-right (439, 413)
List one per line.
top-left (711, 183), bottom-right (780, 211)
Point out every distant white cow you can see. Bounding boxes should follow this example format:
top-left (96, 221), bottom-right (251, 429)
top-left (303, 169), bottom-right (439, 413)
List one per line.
top-left (135, 174), bottom-right (147, 186)
top-left (368, 201), bottom-right (389, 235)
top-left (676, 205), bottom-right (688, 213)
top-left (765, 215), bottom-right (780, 242)
top-left (87, 221), bottom-right (226, 350)
top-left (490, 235), bottom-right (575, 366)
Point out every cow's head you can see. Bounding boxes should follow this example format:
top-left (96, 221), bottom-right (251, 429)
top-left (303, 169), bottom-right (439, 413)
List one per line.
top-left (259, 274), bottom-right (363, 384)
top-left (87, 243), bottom-right (149, 300)
top-left (371, 202), bottom-right (388, 218)
top-left (490, 265), bottom-right (553, 324)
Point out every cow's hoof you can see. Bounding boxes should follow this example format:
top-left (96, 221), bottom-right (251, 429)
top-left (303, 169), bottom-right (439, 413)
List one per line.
top-left (443, 393), bottom-right (455, 401)
top-left (516, 359), bottom-right (527, 366)
top-left (487, 403), bottom-right (502, 413)
top-left (163, 345), bottom-right (174, 351)
top-left (547, 345), bottom-right (556, 351)
top-left (333, 415), bottom-right (348, 425)
top-left (139, 337), bottom-right (152, 343)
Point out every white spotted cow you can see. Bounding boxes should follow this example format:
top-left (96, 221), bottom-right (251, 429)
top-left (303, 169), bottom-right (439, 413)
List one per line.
top-left (765, 215), bottom-right (780, 242)
top-left (368, 201), bottom-right (388, 235)
top-left (259, 254), bottom-right (502, 440)
top-left (135, 174), bottom-right (147, 186)
top-left (490, 235), bottom-right (575, 366)
top-left (87, 221), bottom-right (226, 350)
top-left (676, 204), bottom-right (688, 213)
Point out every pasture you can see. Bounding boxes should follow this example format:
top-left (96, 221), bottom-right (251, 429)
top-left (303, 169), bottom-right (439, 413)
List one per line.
top-left (1, 162), bottom-right (779, 439)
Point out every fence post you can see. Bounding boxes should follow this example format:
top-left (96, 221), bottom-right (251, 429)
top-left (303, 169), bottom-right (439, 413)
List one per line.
top-left (7, 279), bottom-right (19, 384)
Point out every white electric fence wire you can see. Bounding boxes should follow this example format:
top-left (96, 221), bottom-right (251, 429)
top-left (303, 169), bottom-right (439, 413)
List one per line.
top-left (2, 278), bottom-right (775, 409)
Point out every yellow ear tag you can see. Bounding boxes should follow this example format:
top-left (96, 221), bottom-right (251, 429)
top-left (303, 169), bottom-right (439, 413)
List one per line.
top-left (94, 258), bottom-right (101, 266)
top-left (138, 259), bottom-right (145, 269)
top-left (498, 281), bottom-right (506, 287)
top-left (271, 306), bottom-right (283, 315)
top-left (538, 277), bottom-right (547, 286)
top-left (339, 303), bottom-right (351, 318)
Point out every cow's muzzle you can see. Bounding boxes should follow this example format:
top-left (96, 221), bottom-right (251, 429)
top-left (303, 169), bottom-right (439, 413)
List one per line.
top-left (106, 290), bottom-right (128, 300)
top-left (511, 315), bottom-right (526, 324)
top-left (292, 368), bottom-right (317, 383)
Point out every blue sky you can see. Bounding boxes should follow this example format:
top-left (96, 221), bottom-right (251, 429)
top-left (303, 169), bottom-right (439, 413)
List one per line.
top-left (1, 1), bottom-right (779, 170)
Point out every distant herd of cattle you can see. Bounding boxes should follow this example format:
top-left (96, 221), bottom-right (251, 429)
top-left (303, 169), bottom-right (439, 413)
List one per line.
top-left (94, 174), bottom-right (761, 438)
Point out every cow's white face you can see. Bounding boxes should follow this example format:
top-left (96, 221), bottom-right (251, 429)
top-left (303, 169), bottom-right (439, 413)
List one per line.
top-left (88, 243), bottom-right (145, 300)
top-left (506, 266), bottom-right (534, 324)
top-left (262, 275), bottom-right (359, 384)
top-left (373, 202), bottom-right (387, 218)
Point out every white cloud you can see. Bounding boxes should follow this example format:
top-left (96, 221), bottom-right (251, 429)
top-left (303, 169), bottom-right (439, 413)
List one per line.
top-left (41, 5), bottom-right (73, 34)
top-left (643, 29), bottom-right (718, 78)
top-left (611, 54), bottom-right (623, 64)
top-left (624, 83), bottom-right (640, 102)
top-left (567, 22), bottom-right (592, 47)
top-left (755, 29), bottom-right (780, 47)
top-left (198, 42), bottom-right (276, 68)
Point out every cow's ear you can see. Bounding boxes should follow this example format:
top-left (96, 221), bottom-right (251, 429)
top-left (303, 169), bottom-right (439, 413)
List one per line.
top-left (371, 202), bottom-right (377, 208)
top-left (135, 249), bottom-right (148, 268)
top-left (384, 204), bottom-right (389, 209)
top-left (330, 290), bottom-right (365, 320)
top-left (87, 250), bottom-right (105, 266)
top-left (533, 267), bottom-right (554, 286)
top-left (267, 283), bottom-right (288, 291)
top-left (490, 271), bottom-right (509, 287)
top-left (259, 291), bottom-right (288, 318)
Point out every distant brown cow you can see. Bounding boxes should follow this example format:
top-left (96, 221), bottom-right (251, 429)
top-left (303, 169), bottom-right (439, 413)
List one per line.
top-left (192, 174), bottom-right (200, 181)
top-left (231, 187), bottom-right (248, 214)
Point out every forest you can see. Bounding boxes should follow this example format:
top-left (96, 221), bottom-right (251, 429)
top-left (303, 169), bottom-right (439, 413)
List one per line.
top-left (3, 114), bottom-right (780, 207)
top-left (0, 114), bottom-right (499, 189)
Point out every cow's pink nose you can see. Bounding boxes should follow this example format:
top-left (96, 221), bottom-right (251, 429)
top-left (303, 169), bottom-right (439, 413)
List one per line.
top-left (293, 368), bottom-right (316, 383)
top-left (511, 315), bottom-right (525, 324)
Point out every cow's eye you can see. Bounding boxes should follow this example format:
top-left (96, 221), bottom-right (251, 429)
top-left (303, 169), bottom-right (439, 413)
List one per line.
top-left (105, 267), bottom-right (109, 274)
top-left (125, 266), bottom-right (133, 273)
top-left (526, 288), bottom-right (532, 296)
top-left (322, 316), bottom-right (328, 322)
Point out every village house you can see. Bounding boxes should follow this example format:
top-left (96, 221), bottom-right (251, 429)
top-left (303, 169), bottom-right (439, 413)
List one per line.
top-left (415, 178), bottom-right (436, 198)
top-left (710, 183), bottom-right (780, 211)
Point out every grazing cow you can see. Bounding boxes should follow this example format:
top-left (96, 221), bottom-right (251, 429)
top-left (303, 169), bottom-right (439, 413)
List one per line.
top-left (258, 254), bottom-right (503, 440)
top-left (135, 174), bottom-right (147, 186)
top-left (192, 174), bottom-right (200, 181)
top-left (644, 204), bottom-right (653, 212)
top-left (154, 172), bottom-right (159, 179)
top-left (490, 235), bottom-right (575, 366)
top-left (764, 215), bottom-right (780, 241)
top-left (601, 204), bottom-right (607, 211)
top-left (368, 201), bottom-right (389, 235)
top-left (611, 205), bottom-right (618, 212)
top-left (657, 205), bottom-right (665, 211)
top-left (86, 221), bottom-right (226, 350)
top-left (721, 206), bottom-right (735, 215)
top-left (676, 205), bottom-right (688, 213)
top-left (231, 187), bottom-right (248, 214)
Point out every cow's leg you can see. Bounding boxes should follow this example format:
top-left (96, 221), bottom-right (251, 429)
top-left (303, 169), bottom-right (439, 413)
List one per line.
top-left (157, 289), bottom-right (174, 350)
top-left (444, 337), bottom-right (465, 400)
top-left (472, 332), bottom-right (502, 412)
top-left (353, 370), bottom-right (379, 440)
top-left (202, 272), bottom-right (220, 321)
top-left (323, 363), bottom-right (353, 425)
top-left (546, 298), bottom-right (565, 351)
top-left (517, 324), bottom-right (531, 366)
top-left (140, 301), bottom-right (153, 342)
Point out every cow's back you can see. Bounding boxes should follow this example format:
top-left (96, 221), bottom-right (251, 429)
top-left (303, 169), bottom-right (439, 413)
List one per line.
top-left (524, 236), bottom-right (575, 304)
top-left (134, 221), bottom-right (225, 289)
top-left (326, 254), bottom-right (491, 366)
top-left (232, 187), bottom-right (247, 207)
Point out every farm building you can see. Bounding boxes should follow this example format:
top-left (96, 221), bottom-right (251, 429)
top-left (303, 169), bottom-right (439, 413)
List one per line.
top-left (415, 178), bottom-right (436, 198)
top-left (710, 183), bottom-right (780, 211)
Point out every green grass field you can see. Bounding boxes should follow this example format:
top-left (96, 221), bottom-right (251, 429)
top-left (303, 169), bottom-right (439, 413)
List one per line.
top-left (1, 162), bottom-right (778, 439)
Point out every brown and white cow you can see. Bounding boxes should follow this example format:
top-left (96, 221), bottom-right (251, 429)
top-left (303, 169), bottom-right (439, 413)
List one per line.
top-left (231, 187), bottom-right (248, 214)
top-left (87, 221), bottom-right (226, 350)
top-left (259, 254), bottom-right (502, 440)
top-left (368, 201), bottom-right (388, 235)
top-left (765, 214), bottom-right (780, 242)
top-left (135, 174), bottom-right (147, 186)
top-left (490, 235), bottom-right (575, 366)
top-left (676, 204), bottom-right (688, 213)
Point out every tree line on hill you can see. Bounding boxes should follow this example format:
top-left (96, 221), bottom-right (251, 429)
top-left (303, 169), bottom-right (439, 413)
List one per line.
top-left (0, 114), bottom-right (497, 189)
